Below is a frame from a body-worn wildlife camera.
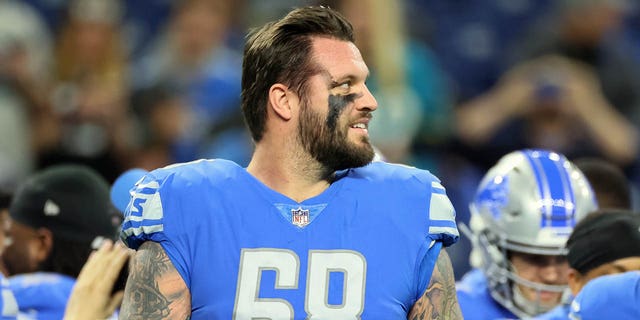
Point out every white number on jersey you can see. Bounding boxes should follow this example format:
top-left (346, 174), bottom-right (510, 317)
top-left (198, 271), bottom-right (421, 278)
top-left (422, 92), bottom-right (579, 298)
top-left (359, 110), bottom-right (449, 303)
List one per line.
top-left (233, 249), bottom-right (366, 319)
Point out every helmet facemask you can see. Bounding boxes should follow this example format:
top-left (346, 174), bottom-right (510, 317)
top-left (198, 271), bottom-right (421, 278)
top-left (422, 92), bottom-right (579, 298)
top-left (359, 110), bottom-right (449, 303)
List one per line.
top-left (465, 150), bottom-right (598, 317)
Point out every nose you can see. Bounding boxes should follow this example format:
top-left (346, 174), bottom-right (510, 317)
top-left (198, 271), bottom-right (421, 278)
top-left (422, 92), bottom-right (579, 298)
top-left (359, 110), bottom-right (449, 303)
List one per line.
top-left (356, 84), bottom-right (377, 112)
top-left (539, 262), bottom-right (567, 284)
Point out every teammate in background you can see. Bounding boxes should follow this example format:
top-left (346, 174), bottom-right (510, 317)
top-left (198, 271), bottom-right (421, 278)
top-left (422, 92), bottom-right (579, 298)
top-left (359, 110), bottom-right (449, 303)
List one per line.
top-left (456, 149), bottom-right (598, 319)
top-left (534, 209), bottom-right (640, 319)
top-left (568, 271), bottom-right (640, 320)
top-left (573, 157), bottom-right (632, 209)
top-left (120, 6), bottom-right (461, 319)
top-left (3, 165), bottom-right (120, 319)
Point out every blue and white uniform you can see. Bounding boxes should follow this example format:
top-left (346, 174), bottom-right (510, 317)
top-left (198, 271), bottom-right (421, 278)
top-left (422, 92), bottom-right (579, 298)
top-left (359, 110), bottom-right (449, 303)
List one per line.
top-left (569, 271), bottom-right (640, 320)
top-left (121, 159), bottom-right (459, 319)
top-left (0, 274), bottom-right (17, 320)
top-left (456, 269), bottom-right (518, 320)
top-left (8, 272), bottom-right (74, 320)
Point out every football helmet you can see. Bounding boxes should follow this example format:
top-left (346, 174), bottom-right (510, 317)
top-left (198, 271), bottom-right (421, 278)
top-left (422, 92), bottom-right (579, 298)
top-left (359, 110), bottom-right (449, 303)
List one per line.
top-left (465, 149), bottom-right (598, 317)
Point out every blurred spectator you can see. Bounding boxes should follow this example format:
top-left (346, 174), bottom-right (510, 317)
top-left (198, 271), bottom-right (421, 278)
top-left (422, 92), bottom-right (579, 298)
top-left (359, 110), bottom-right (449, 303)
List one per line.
top-left (409, 0), bottom-right (554, 101)
top-left (454, 0), bottom-right (640, 172)
top-left (0, 0), bottom-right (53, 189)
top-left (132, 0), bottom-right (247, 164)
top-left (4, 164), bottom-right (120, 319)
top-left (512, 0), bottom-right (640, 125)
top-left (119, 0), bottom-right (173, 57)
top-left (454, 54), bottom-right (639, 171)
top-left (36, 0), bottom-right (135, 183)
top-left (129, 85), bottom-right (191, 170)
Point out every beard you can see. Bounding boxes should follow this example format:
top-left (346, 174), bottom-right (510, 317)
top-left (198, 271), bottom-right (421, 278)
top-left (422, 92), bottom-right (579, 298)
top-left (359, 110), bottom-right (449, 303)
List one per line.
top-left (297, 96), bottom-right (374, 171)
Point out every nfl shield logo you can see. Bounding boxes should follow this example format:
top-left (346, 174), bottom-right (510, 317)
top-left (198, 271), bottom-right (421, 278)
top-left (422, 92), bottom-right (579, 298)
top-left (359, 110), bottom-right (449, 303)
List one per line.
top-left (291, 207), bottom-right (310, 227)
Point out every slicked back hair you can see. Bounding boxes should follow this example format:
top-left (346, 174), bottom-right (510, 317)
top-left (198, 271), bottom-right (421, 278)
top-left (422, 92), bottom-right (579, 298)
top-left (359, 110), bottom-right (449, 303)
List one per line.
top-left (241, 6), bottom-right (354, 142)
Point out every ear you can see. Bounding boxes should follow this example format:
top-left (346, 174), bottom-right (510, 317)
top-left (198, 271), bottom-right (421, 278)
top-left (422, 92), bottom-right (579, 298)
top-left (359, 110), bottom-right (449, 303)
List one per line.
top-left (34, 228), bottom-right (54, 264)
top-left (268, 83), bottom-right (296, 121)
top-left (567, 268), bottom-right (583, 296)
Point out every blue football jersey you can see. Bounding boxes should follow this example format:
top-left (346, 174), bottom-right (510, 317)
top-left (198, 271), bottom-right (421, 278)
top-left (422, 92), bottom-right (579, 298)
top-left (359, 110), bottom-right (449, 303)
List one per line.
top-left (456, 269), bottom-right (518, 320)
top-left (8, 272), bottom-right (74, 320)
top-left (121, 159), bottom-right (459, 319)
top-left (569, 271), bottom-right (640, 320)
top-left (0, 274), bottom-right (17, 320)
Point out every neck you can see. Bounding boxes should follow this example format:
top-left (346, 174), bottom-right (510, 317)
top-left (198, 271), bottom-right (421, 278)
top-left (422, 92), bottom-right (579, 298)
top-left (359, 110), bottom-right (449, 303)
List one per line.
top-left (247, 142), bottom-right (333, 202)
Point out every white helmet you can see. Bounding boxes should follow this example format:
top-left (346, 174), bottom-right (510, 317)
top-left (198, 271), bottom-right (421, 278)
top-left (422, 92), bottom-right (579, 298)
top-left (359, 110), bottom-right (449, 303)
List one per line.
top-left (465, 149), bottom-right (598, 317)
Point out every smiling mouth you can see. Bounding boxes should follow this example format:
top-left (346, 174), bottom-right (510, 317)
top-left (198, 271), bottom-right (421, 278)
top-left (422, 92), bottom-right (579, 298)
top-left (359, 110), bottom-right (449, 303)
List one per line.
top-left (351, 123), bottom-right (367, 129)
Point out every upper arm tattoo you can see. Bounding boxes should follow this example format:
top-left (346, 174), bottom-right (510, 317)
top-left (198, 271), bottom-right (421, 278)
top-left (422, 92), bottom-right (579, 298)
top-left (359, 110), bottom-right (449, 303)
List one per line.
top-left (408, 248), bottom-right (462, 320)
top-left (120, 241), bottom-right (191, 319)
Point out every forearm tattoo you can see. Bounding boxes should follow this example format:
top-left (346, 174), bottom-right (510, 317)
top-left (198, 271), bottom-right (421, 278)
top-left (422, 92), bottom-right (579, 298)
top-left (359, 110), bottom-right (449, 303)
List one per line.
top-left (408, 248), bottom-right (462, 320)
top-left (119, 241), bottom-right (191, 319)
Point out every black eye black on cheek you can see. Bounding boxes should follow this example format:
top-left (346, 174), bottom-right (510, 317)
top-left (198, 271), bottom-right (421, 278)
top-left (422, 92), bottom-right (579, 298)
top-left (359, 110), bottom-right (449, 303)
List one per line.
top-left (326, 94), bottom-right (357, 130)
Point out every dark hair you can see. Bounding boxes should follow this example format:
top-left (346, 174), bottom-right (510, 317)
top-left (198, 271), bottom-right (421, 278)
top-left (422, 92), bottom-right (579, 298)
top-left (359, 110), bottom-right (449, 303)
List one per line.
top-left (241, 6), bottom-right (354, 142)
top-left (574, 157), bottom-right (631, 209)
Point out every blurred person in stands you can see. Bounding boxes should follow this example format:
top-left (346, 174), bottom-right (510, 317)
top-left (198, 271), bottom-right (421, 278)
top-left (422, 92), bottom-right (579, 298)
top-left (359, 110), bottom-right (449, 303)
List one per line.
top-left (129, 85), bottom-right (192, 170)
top-left (0, 0), bottom-right (53, 189)
top-left (37, 0), bottom-right (134, 182)
top-left (454, 0), bottom-right (640, 173)
top-left (567, 271), bottom-right (640, 320)
top-left (457, 149), bottom-right (598, 319)
top-left (574, 157), bottom-right (632, 209)
top-left (119, 6), bottom-right (461, 318)
top-left (534, 209), bottom-right (640, 319)
top-left (3, 164), bottom-right (120, 319)
top-left (133, 0), bottom-right (247, 164)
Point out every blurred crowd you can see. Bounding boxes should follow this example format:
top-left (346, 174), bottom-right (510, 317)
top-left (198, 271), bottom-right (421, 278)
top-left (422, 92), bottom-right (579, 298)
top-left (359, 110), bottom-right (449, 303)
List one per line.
top-left (2, 0), bottom-right (640, 279)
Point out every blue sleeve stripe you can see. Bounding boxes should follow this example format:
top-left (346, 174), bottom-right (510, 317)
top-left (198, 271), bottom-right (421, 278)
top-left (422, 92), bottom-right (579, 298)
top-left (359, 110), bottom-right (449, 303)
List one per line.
top-left (122, 223), bottom-right (164, 238)
top-left (122, 218), bottom-right (163, 229)
top-left (431, 181), bottom-right (447, 195)
top-left (428, 226), bottom-right (459, 237)
top-left (429, 219), bottom-right (458, 228)
top-left (136, 187), bottom-right (159, 195)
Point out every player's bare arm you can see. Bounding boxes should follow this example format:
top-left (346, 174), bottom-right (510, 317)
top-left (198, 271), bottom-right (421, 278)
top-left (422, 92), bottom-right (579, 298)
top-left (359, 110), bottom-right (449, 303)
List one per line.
top-left (408, 248), bottom-right (462, 320)
top-left (119, 241), bottom-right (191, 319)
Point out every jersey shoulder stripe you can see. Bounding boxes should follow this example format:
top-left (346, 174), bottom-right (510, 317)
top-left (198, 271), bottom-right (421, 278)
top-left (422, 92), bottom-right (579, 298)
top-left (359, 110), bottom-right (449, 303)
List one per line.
top-left (352, 162), bottom-right (459, 245)
top-left (120, 159), bottom-right (242, 249)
